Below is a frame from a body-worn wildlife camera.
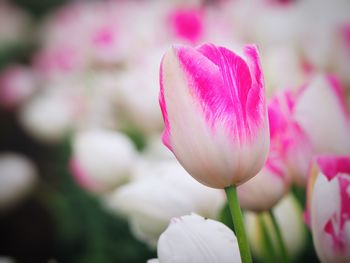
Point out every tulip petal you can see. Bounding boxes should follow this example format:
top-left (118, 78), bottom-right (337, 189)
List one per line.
top-left (294, 75), bottom-right (350, 154)
top-left (157, 214), bottom-right (241, 263)
top-left (268, 90), bottom-right (313, 186)
top-left (159, 44), bottom-right (269, 188)
top-left (310, 155), bottom-right (350, 262)
top-left (317, 155), bottom-right (350, 180)
top-left (177, 43), bottom-right (265, 141)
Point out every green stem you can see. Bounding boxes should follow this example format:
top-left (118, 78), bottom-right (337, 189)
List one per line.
top-left (268, 210), bottom-right (289, 263)
top-left (225, 185), bottom-right (252, 263)
top-left (259, 214), bottom-right (277, 263)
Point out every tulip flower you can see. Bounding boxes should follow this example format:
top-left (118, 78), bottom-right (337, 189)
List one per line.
top-left (106, 161), bottom-right (224, 247)
top-left (238, 90), bottom-right (315, 211)
top-left (0, 153), bottom-right (37, 210)
top-left (149, 213), bottom-right (241, 263)
top-left (307, 155), bottom-right (350, 263)
top-left (19, 90), bottom-right (77, 143)
top-left (160, 43), bottom-right (269, 263)
top-left (268, 90), bottom-right (313, 186)
top-left (159, 43), bottom-right (269, 189)
top-left (71, 129), bottom-right (137, 193)
top-left (294, 75), bottom-right (350, 155)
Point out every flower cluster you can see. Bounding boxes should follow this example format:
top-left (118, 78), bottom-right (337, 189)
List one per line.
top-left (0, 0), bottom-right (349, 262)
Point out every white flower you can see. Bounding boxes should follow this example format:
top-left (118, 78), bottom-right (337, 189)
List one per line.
top-left (105, 161), bottom-right (224, 247)
top-left (294, 74), bottom-right (350, 155)
top-left (19, 90), bottom-right (76, 143)
top-left (0, 153), bottom-right (37, 210)
top-left (71, 129), bottom-right (137, 193)
top-left (152, 213), bottom-right (241, 263)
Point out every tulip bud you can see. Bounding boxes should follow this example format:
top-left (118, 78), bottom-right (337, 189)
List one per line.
top-left (245, 194), bottom-right (307, 260)
top-left (105, 161), bottom-right (224, 247)
top-left (71, 129), bottom-right (137, 193)
top-left (294, 75), bottom-right (350, 155)
top-left (308, 155), bottom-right (350, 263)
top-left (160, 43), bottom-right (269, 188)
top-left (152, 213), bottom-right (241, 263)
top-left (19, 91), bottom-right (76, 143)
top-left (268, 90), bottom-right (313, 186)
top-left (0, 153), bottom-right (37, 210)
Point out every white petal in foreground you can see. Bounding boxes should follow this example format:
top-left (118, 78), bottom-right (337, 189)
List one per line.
top-left (155, 214), bottom-right (241, 263)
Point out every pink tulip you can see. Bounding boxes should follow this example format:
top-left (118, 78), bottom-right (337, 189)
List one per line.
top-left (159, 43), bottom-right (269, 188)
top-left (237, 91), bottom-right (302, 211)
top-left (268, 90), bottom-right (313, 186)
top-left (308, 155), bottom-right (350, 263)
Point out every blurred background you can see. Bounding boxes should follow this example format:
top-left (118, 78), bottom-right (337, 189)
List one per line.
top-left (0, 0), bottom-right (349, 262)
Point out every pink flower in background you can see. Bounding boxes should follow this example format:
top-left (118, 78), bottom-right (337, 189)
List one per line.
top-left (33, 45), bottom-right (85, 81)
top-left (308, 155), bottom-right (350, 263)
top-left (0, 65), bottom-right (37, 109)
top-left (268, 90), bottom-right (313, 186)
top-left (237, 91), bottom-right (307, 211)
top-left (260, 74), bottom-right (350, 187)
top-left (168, 7), bottom-right (204, 44)
top-left (159, 43), bottom-right (269, 188)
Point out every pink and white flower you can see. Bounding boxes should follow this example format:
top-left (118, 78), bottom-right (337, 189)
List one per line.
top-left (159, 43), bottom-right (269, 188)
top-left (294, 75), bottom-right (350, 155)
top-left (268, 90), bottom-right (313, 186)
top-left (308, 155), bottom-right (350, 263)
